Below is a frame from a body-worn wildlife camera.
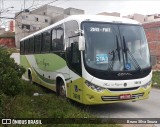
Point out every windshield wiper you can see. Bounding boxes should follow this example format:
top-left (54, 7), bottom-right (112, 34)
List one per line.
top-left (122, 36), bottom-right (141, 71)
top-left (108, 36), bottom-right (121, 71)
top-left (116, 36), bottom-right (121, 61)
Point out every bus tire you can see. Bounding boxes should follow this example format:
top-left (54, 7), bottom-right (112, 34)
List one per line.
top-left (28, 70), bottom-right (33, 84)
top-left (56, 79), bottom-right (66, 97)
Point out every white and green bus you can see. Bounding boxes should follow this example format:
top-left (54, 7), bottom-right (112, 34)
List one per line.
top-left (20, 15), bottom-right (152, 105)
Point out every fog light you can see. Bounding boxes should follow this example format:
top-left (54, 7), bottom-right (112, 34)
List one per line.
top-left (85, 80), bottom-right (105, 92)
top-left (141, 80), bottom-right (152, 89)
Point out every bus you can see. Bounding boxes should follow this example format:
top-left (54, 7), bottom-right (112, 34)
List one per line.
top-left (20, 15), bottom-right (152, 105)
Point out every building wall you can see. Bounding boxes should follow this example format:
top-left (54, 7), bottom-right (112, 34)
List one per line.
top-left (0, 28), bottom-right (5, 35)
top-left (15, 12), bottom-right (51, 48)
top-left (123, 13), bottom-right (145, 23)
top-left (64, 8), bottom-right (84, 15)
top-left (0, 37), bottom-right (15, 48)
top-left (97, 12), bottom-right (120, 17)
top-left (133, 13), bottom-right (145, 23)
top-left (32, 5), bottom-right (64, 20)
top-left (143, 22), bottom-right (160, 70)
top-left (15, 5), bottom-right (85, 48)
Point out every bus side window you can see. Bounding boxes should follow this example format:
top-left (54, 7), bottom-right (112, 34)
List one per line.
top-left (56, 27), bottom-right (64, 51)
top-left (52, 25), bottom-right (64, 51)
top-left (20, 41), bottom-right (24, 54)
top-left (52, 29), bottom-right (56, 51)
top-left (42, 30), bottom-right (51, 53)
top-left (29, 37), bottom-right (34, 53)
top-left (25, 39), bottom-right (29, 54)
top-left (35, 34), bottom-right (41, 53)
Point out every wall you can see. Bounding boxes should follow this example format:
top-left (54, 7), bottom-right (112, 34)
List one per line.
top-left (143, 21), bottom-right (160, 70)
top-left (64, 8), bottom-right (84, 15)
top-left (0, 28), bottom-right (5, 35)
top-left (15, 12), bottom-right (51, 48)
top-left (97, 12), bottom-right (120, 17)
top-left (0, 38), bottom-right (15, 48)
top-left (32, 5), bottom-right (64, 20)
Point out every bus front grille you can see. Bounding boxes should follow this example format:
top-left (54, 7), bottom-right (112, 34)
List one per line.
top-left (107, 87), bottom-right (139, 92)
top-left (101, 93), bottom-right (144, 101)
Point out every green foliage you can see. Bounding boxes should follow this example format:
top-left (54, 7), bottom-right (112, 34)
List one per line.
top-left (0, 46), bottom-right (25, 96)
top-left (2, 83), bottom-right (120, 127)
top-left (152, 71), bottom-right (160, 88)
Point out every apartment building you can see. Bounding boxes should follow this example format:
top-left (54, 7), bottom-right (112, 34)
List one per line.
top-left (15, 5), bottom-right (84, 48)
top-left (97, 12), bottom-right (120, 17)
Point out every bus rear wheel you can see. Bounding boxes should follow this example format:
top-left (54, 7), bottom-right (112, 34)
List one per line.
top-left (28, 71), bottom-right (33, 84)
top-left (57, 80), bottom-right (66, 97)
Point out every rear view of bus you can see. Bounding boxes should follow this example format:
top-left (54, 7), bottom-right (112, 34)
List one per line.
top-left (79, 16), bottom-right (152, 104)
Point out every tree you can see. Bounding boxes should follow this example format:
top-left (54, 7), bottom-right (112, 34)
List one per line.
top-left (0, 46), bottom-right (25, 96)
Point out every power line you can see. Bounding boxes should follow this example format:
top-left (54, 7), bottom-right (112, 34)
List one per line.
top-left (0, 16), bottom-right (14, 19)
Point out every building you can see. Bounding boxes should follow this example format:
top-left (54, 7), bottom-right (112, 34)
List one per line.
top-left (124, 13), bottom-right (160, 23)
top-left (0, 31), bottom-right (15, 48)
top-left (123, 13), bottom-right (145, 23)
top-left (145, 14), bottom-right (160, 22)
top-left (143, 22), bottom-right (160, 70)
top-left (15, 9), bottom-right (52, 48)
top-left (0, 28), bottom-right (5, 35)
top-left (97, 12), bottom-right (120, 17)
top-left (15, 5), bottom-right (84, 48)
top-left (8, 20), bottom-right (15, 32)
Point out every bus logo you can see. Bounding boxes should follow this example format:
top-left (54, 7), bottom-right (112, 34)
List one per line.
top-left (117, 73), bottom-right (132, 76)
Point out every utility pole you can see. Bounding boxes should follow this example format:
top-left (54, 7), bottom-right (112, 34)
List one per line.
top-left (24, 0), bottom-right (25, 9)
top-left (0, 0), bottom-right (2, 28)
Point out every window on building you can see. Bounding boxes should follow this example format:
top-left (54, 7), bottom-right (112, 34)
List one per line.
top-left (52, 25), bottom-right (64, 51)
top-left (22, 24), bottom-right (30, 30)
top-left (22, 16), bottom-right (25, 19)
top-left (45, 19), bottom-right (48, 23)
top-left (26, 16), bottom-right (28, 18)
top-left (35, 34), bottom-right (41, 53)
top-left (31, 26), bottom-right (36, 31)
top-left (35, 17), bottom-right (38, 21)
top-left (43, 12), bottom-right (46, 15)
top-left (42, 30), bottom-right (51, 52)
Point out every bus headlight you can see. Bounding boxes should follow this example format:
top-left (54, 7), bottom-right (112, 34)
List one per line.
top-left (85, 80), bottom-right (105, 92)
top-left (141, 80), bottom-right (152, 89)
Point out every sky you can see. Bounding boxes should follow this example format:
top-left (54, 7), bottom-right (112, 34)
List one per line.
top-left (1, 0), bottom-right (160, 28)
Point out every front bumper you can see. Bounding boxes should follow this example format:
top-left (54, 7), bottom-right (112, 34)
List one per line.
top-left (82, 83), bottom-right (151, 105)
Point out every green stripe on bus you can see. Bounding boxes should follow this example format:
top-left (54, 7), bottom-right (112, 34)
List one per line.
top-left (33, 68), bottom-right (56, 84)
top-left (34, 54), bottom-right (66, 72)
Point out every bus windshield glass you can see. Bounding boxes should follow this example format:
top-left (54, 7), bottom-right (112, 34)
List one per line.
top-left (82, 22), bottom-right (150, 71)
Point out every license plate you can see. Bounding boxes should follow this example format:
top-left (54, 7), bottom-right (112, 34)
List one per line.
top-left (120, 94), bottom-right (131, 100)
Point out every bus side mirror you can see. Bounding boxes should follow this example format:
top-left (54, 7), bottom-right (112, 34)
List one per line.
top-left (79, 36), bottom-right (85, 51)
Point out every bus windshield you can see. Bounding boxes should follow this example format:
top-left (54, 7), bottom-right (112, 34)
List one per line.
top-left (82, 22), bottom-right (150, 71)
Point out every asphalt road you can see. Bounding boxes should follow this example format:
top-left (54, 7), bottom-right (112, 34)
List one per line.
top-left (87, 88), bottom-right (160, 118)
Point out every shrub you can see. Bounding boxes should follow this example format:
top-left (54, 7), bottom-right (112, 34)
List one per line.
top-left (0, 46), bottom-right (25, 96)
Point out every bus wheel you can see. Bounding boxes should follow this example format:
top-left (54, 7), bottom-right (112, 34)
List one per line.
top-left (57, 80), bottom-right (66, 97)
top-left (28, 71), bottom-right (33, 84)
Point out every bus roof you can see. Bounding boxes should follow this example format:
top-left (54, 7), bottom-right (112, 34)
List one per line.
top-left (21, 15), bottom-right (140, 41)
